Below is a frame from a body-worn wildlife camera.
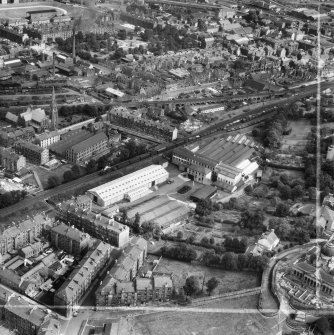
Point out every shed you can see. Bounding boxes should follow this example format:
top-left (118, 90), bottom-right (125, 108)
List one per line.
top-left (190, 185), bottom-right (217, 202)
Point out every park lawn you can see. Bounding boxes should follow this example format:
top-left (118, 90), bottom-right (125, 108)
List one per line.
top-left (155, 258), bottom-right (261, 294)
top-left (33, 165), bottom-right (73, 189)
top-left (131, 294), bottom-right (278, 335)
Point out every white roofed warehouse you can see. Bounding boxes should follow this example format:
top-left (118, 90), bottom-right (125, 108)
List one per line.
top-left (87, 165), bottom-right (169, 207)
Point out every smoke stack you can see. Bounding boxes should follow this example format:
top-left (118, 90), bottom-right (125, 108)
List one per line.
top-left (52, 52), bottom-right (55, 76)
top-left (72, 29), bottom-right (76, 63)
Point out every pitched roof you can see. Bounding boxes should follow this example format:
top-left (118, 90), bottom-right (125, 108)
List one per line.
top-left (55, 241), bottom-right (111, 303)
top-left (69, 132), bottom-right (108, 154)
top-left (216, 162), bottom-right (242, 179)
top-left (51, 223), bottom-right (89, 243)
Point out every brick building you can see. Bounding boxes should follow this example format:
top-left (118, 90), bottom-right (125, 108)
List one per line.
top-left (15, 141), bottom-right (49, 165)
top-left (56, 203), bottom-right (129, 248)
top-left (108, 107), bottom-right (178, 141)
top-left (65, 132), bottom-right (108, 164)
top-left (50, 223), bottom-right (91, 257)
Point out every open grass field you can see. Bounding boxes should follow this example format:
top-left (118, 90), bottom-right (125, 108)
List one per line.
top-left (131, 295), bottom-right (278, 335)
top-left (281, 119), bottom-right (312, 152)
top-left (155, 258), bottom-right (261, 294)
top-left (33, 164), bottom-right (73, 189)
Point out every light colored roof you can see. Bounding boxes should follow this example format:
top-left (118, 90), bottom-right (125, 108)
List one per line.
top-left (5, 112), bottom-right (18, 123)
top-left (36, 131), bottom-right (59, 141)
top-left (88, 165), bottom-right (168, 203)
top-left (216, 162), bottom-right (242, 179)
top-left (105, 87), bottom-right (124, 97)
top-left (258, 230), bottom-right (279, 249)
top-left (31, 108), bottom-right (47, 123)
top-left (153, 275), bottom-right (173, 288)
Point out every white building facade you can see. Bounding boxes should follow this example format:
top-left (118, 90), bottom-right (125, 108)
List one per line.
top-left (87, 165), bottom-right (169, 207)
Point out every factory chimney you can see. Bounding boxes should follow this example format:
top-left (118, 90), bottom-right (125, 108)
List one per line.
top-left (52, 52), bottom-right (55, 76)
top-left (72, 28), bottom-right (76, 63)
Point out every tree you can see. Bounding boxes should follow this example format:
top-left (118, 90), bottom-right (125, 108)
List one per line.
top-left (201, 236), bottom-right (209, 246)
top-left (97, 156), bottom-right (108, 170)
top-left (134, 212), bottom-right (141, 226)
top-left (177, 231), bottom-right (183, 240)
top-left (291, 185), bottom-right (303, 200)
top-left (121, 209), bottom-right (128, 223)
top-left (275, 202), bottom-right (290, 217)
top-left (71, 164), bottom-right (80, 178)
top-left (118, 29), bottom-right (127, 40)
top-left (206, 277), bottom-right (219, 295)
top-left (184, 276), bottom-right (200, 296)
top-left (63, 170), bottom-right (74, 183)
top-left (209, 237), bottom-right (215, 245)
top-left (86, 159), bottom-right (97, 173)
top-left (47, 176), bottom-right (60, 189)
top-left (278, 183), bottom-right (292, 200)
top-left (187, 235), bottom-right (195, 244)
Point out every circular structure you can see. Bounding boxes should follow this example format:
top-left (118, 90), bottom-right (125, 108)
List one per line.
top-left (321, 240), bottom-right (334, 257)
top-left (0, 6), bottom-right (67, 19)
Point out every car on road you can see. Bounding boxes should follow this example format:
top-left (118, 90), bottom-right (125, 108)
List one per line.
top-left (167, 179), bottom-right (174, 184)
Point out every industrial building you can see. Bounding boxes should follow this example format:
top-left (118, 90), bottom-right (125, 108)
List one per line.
top-left (65, 132), bottom-right (108, 164)
top-left (172, 134), bottom-right (259, 192)
top-left (87, 165), bottom-right (169, 207)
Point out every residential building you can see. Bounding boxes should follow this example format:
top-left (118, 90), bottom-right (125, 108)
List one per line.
top-left (56, 203), bottom-right (129, 248)
top-left (0, 214), bottom-right (46, 255)
top-left (54, 240), bottom-right (112, 317)
top-left (35, 131), bottom-right (60, 148)
top-left (108, 107), bottom-right (178, 141)
top-left (65, 132), bottom-right (108, 164)
top-left (15, 141), bottom-right (49, 165)
top-left (96, 275), bottom-right (173, 307)
top-left (0, 284), bottom-right (61, 335)
top-left (246, 230), bottom-right (280, 256)
top-left (0, 147), bottom-right (26, 173)
top-left (18, 241), bottom-right (43, 258)
top-left (87, 165), bottom-right (169, 207)
top-left (50, 223), bottom-right (91, 257)
top-left (96, 237), bottom-right (149, 306)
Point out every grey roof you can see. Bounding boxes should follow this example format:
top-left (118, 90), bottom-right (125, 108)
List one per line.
top-left (51, 223), bottom-right (89, 243)
top-left (69, 132), bottom-right (108, 154)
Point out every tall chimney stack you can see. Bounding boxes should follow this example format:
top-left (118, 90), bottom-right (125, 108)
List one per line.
top-left (52, 52), bottom-right (55, 76)
top-left (72, 29), bottom-right (76, 63)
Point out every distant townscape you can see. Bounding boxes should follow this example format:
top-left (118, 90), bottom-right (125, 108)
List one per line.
top-left (0, 0), bottom-right (332, 334)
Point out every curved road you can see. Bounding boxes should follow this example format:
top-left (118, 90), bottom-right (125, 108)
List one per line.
top-left (0, 5), bottom-right (68, 15)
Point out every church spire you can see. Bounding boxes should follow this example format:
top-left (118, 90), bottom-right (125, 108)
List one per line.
top-left (50, 86), bottom-right (58, 130)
